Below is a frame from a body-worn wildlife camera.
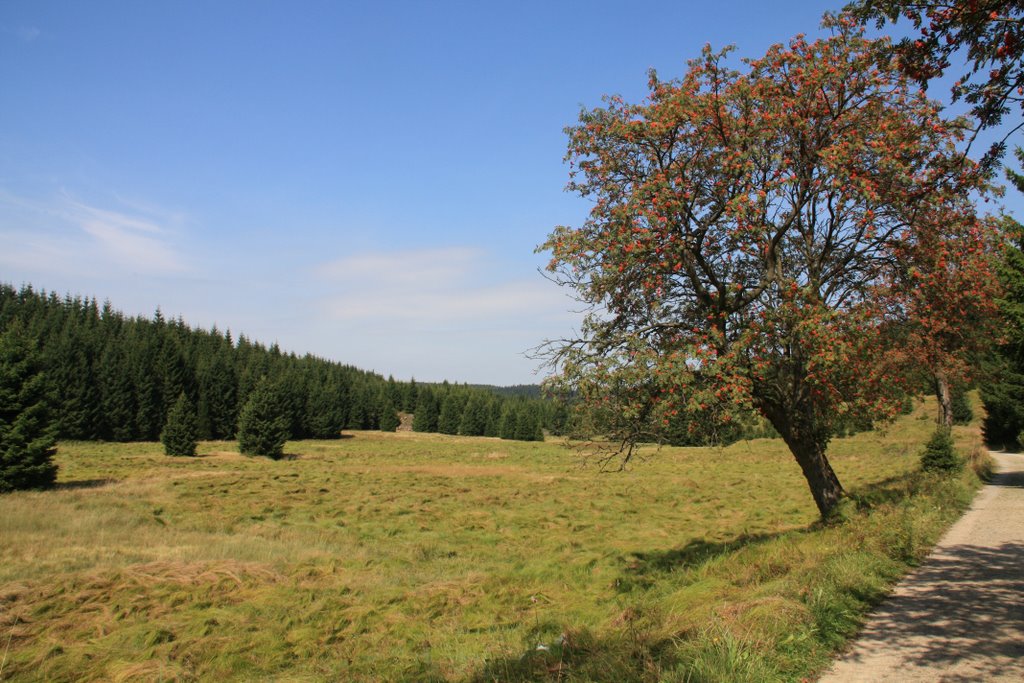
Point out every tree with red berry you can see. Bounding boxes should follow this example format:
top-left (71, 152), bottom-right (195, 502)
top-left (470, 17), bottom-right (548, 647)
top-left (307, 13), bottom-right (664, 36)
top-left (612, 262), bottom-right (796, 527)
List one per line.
top-left (539, 21), bottom-right (993, 519)
top-left (845, 0), bottom-right (1024, 166)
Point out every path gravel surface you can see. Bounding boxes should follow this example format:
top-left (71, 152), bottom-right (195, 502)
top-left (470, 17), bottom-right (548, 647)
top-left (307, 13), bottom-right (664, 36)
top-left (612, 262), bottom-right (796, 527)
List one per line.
top-left (819, 451), bottom-right (1024, 682)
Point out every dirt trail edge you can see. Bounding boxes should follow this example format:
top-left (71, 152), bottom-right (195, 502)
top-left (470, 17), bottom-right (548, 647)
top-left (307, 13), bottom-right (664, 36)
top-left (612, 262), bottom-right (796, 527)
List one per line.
top-left (819, 452), bottom-right (1024, 682)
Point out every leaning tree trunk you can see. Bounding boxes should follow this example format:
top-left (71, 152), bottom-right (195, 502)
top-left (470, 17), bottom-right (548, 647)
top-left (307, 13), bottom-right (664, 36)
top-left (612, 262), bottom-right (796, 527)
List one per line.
top-left (933, 369), bottom-right (953, 431)
top-left (758, 398), bottom-right (846, 519)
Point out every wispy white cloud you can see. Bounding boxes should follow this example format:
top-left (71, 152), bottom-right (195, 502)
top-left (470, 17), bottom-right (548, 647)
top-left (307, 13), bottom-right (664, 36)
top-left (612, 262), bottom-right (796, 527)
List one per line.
top-left (324, 278), bottom-right (564, 321)
top-left (313, 246), bottom-right (572, 323)
top-left (315, 246), bottom-right (481, 287)
top-left (0, 189), bottom-right (189, 276)
top-left (65, 196), bottom-right (187, 273)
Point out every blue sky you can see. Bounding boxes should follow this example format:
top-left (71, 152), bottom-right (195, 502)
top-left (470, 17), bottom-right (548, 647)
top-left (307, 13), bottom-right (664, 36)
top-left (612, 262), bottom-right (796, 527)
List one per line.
top-left (1, 1), bottom-right (1017, 385)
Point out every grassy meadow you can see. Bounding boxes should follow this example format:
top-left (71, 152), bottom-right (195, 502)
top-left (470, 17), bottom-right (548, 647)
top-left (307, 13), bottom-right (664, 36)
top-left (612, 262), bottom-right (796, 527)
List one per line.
top-left (0, 398), bottom-right (989, 682)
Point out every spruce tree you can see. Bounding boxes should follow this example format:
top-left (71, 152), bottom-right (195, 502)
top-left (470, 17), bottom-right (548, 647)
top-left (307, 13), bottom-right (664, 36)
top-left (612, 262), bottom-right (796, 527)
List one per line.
top-left (0, 323), bottom-right (58, 492)
top-left (198, 351), bottom-right (237, 439)
top-left (982, 212), bottom-right (1024, 449)
top-left (920, 428), bottom-right (963, 474)
top-left (134, 361), bottom-right (163, 440)
top-left (51, 333), bottom-right (101, 440)
top-left (458, 394), bottom-right (488, 436)
top-left (379, 396), bottom-right (400, 432)
top-left (514, 405), bottom-right (544, 442)
top-left (161, 393), bottom-right (198, 456)
top-left (305, 377), bottom-right (346, 438)
top-left (412, 387), bottom-right (439, 432)
top-left (402, 379), bottom-right (418, 412)
top-left (98, 341), bottom-right (137, 441)
top-left (347, 383), bottom-right (373, 430)
top-left (484, 398), bottom-right (502, 437)
top-left (437, 393), bottom-right (465, 435)
top-left (498, 404), bottom-right (517, 440)
top-left (385, 375), bottom-right (402, 410)
top-left (237, 378), bottom-right (289, 459)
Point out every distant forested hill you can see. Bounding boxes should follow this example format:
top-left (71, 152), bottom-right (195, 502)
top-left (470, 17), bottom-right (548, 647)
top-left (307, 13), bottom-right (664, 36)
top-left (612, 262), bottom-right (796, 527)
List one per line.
top-left (0, 283), bottom-right (564, 443)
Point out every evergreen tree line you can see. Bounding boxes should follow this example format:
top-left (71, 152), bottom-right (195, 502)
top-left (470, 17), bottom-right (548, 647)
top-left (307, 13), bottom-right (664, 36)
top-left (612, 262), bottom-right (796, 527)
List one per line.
top-left (0, 284), bottom-right (562, 445)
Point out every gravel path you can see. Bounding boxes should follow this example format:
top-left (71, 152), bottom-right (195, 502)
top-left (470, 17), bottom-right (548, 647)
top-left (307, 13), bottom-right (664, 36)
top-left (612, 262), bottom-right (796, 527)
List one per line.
top-left (819, 451), bottom-right (1024, 682)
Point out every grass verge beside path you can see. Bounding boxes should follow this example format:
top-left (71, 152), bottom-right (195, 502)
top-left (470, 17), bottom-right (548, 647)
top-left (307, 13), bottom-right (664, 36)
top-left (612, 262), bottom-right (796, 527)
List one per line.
top-left (0, 398), bottom-right (988, 682)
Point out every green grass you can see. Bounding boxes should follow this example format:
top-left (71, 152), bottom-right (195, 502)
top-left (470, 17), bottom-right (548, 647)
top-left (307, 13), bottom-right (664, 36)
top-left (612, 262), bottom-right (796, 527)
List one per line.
top-left (0, 399), bottom-right (988, 682)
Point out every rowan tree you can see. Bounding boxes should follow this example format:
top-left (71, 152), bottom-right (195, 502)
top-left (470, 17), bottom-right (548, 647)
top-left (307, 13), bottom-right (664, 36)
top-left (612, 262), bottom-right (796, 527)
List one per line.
top-left (887, 208), bottom-right (1001, 428)
top-left (845, 0), bottom-right (1024, 164)
top-left (540, 22), bottom-right (990, 518)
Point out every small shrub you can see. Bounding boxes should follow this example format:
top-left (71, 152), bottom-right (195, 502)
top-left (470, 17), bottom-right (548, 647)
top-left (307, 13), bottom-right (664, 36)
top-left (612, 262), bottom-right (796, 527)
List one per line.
top-left (899, 395), bottom-right (916, 415)
top-left (920, 429), bottom-right (963, 474)
top-left (237, 379), bottom-right (289, 459)
top-left (161, 393), bottom-right (197, 456)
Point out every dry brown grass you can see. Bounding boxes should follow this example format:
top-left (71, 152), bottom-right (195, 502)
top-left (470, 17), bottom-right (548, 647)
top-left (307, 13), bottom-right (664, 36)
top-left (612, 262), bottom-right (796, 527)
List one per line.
top-left (0, 400), bottom-right (989, 682)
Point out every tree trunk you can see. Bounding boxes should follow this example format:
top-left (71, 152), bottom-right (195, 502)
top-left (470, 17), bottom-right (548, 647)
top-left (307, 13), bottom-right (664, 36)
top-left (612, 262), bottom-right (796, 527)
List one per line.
top-left (758, 399), bottom-right (846, 519)
top-left (934, 370), bottom-right (953, 430)
top-left (779, 431), bottom-right (846, 518)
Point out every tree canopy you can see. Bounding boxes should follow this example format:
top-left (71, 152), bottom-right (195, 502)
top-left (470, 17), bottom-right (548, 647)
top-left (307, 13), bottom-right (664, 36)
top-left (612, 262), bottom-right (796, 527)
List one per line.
top-left (540, 22), bottom-right (994, 518)
top-left (845, 0), bottom-right (1024, 164)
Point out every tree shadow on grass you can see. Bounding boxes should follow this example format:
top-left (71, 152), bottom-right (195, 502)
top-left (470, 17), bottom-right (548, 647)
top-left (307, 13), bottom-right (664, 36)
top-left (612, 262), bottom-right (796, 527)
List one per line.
top-left (56, 478), bottom-right (116, 491)
top-left (622, 531), bottom-right (790, 583)
top-left (466, 626), bottom-right (682, 683)
top-left (844, 472), bottom-right (920, 510)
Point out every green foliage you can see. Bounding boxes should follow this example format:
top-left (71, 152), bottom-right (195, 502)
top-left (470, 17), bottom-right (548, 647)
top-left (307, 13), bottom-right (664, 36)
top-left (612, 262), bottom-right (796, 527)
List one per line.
top-left (412, 387), bottom-right (439, 433)
top-left (951, 386), bottom-right (973, 425)
top-left (98, 341), bottom-right (136, 441)
top-left (237, 378), bottom-right (289, 459)
top-left (160, 393), bottom-right (198, 457)
top-left (664, 403), bottom-right (748, 446)
top-left (303, 377), bottom-right (347, 439)
top-left (457, 394), bottom-right (488, 436)
top-left (437, 393), bottom-right (465, 435)
top-left (401, 378), bottom-right (418, 412)
top-left (845, 0), bottom-right (1024, 165)
top-left (196, 351), bottom-right (237, 439)
top-left (0, 283), bottom-right (565, 448)
top-left (982, 370), bottom-right (1024, 450)
top-left (378, 396), bottom-right (400, 432)
top-left (920, 429), bottom-right (963, 474)
top-left (982, 212), bottom-right (1024, 449)
top-left (513, 404), bottom-right (544, 442)
top-left (0, 323), bottom-right (58, 492)
top-left (498, 403), bottom-right (517, 440)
